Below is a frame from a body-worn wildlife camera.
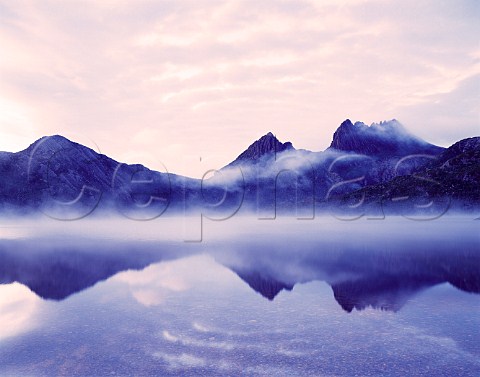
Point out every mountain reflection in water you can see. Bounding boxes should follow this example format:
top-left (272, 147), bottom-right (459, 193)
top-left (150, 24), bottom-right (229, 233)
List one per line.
top-left (0, 218), bottom-right (479, 376)
top-left (0, 218), bottom-right (478, 312)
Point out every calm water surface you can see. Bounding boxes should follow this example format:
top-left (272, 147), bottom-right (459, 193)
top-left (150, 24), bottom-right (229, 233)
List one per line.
top-left (0, 217), bottom-right (479, 376)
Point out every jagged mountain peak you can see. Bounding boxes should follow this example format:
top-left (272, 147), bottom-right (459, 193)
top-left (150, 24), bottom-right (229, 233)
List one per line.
top-left (340, 118), bottom-right (354, 127)
top-left (234, 132), bottom-right (294, 162)
top-left (335, 118), bottom-right (406, 135)
top-left (330, 119), bottom-right (443, 156)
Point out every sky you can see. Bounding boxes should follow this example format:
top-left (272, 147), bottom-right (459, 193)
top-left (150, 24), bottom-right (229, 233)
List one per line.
top-left (0, 0), bottom-right (479, 178)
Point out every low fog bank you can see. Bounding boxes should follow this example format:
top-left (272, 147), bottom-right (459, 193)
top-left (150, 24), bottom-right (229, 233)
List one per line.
top-left (1, 214), bottom-right (479, 244)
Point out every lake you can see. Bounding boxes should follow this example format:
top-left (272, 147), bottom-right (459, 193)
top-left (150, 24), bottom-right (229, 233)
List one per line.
top-left (0, 217), bottom-right (479, 376)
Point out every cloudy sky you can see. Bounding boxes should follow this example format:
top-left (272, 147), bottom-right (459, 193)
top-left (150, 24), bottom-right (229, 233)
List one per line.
top-left (0, 0), bottom-right (478, 177)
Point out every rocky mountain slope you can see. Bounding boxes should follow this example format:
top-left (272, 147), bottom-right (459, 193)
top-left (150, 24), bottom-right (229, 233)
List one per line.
top-left (331, 137), bottom-right (480, 215)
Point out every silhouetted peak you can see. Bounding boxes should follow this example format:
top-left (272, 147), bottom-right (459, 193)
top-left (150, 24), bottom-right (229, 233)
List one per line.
top-left (39, 134), bottom-right (73, 144)
top-left (334, 119), bottom-right (405, 138)
top-left (339, 119), bottom-right (354, 128)
top-left (234, 132), bottom-right (295, 162)
top-left (26, 135), bottom-right (77, 153)
top-left (329, 119), bottom-right (443, 156)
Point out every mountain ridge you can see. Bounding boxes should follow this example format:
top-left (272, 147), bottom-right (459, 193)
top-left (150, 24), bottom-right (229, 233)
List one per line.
top-left (1, 119), bottom-right (477, 217)
top-left (329, 119), bottom-right (444, 156)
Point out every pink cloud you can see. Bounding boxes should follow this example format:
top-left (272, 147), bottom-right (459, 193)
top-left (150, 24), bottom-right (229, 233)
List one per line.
top-left (0, 0), bottom-right (478, 177)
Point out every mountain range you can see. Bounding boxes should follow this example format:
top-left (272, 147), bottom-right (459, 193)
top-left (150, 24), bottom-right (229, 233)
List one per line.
top-left (0, 119), bottom-right (478, 218)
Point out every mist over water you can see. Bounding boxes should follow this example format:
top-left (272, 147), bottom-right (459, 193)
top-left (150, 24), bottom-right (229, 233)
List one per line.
top-left (0, 216), bottom-right (478, 375)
